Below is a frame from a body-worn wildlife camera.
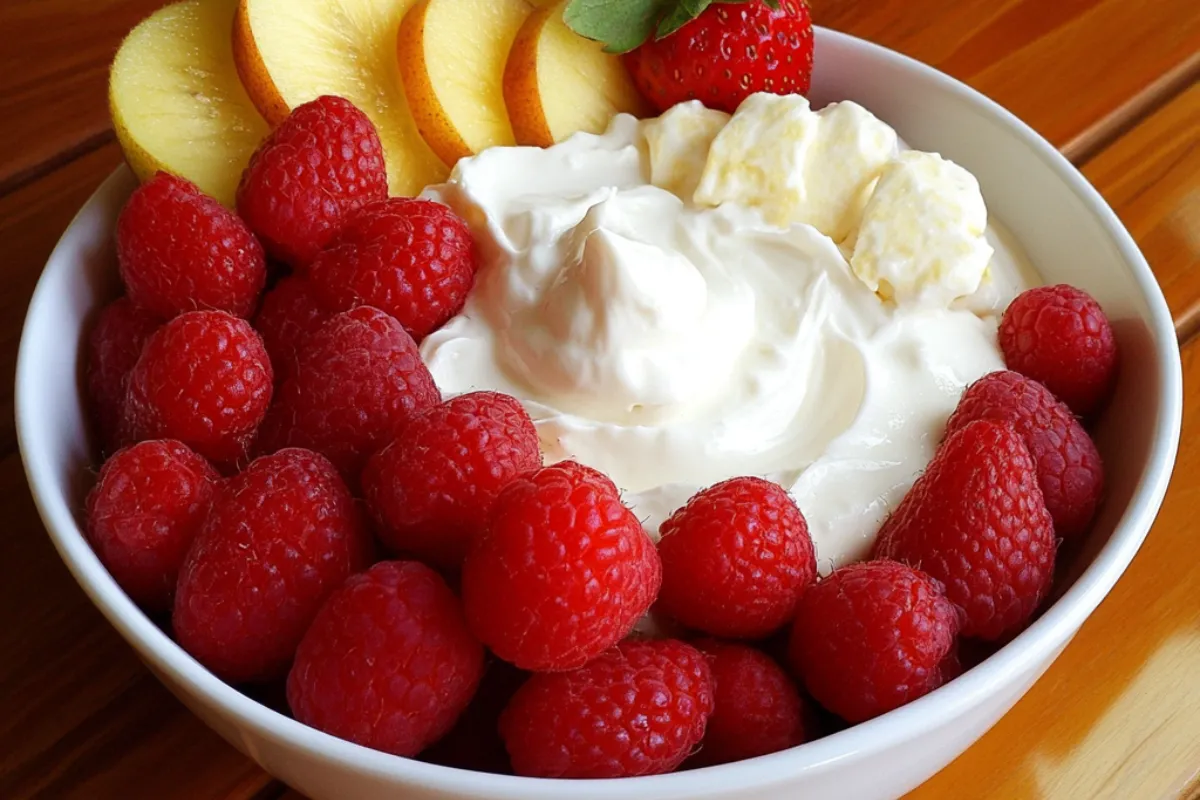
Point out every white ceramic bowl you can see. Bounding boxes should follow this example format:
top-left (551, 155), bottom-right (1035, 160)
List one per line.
top-left (17, 27), bottom-right (1183, 800)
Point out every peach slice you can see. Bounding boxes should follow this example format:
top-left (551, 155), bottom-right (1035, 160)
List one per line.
top-left (503, 1), bottom-right (652, 147)
top-left (398, 0), bottom-right (535, 166)
top-left (233, 0), bottom-right (447, 196)
top-left (109, 0), bottom-right (269, 207)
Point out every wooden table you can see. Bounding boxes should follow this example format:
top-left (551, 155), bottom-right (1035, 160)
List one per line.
top-left (0, 1), bottom-right (1197, 798)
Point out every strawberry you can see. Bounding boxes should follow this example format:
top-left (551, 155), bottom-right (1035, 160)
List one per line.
top-left (565, 0), bottom-right (814, 114)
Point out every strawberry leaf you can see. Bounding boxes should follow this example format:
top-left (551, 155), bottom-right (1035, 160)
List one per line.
top-left (564, 0), bottom-right (676, 54)
top-left (655, 0), bottom-right (713, 38)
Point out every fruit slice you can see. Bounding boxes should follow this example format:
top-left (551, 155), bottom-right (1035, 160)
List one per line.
top-left (233, 0), bottom-right (448, 196)
top-left (398, 0), bottom-right (534, 166)
top-left (504, 1), bottom-right (652, 147)
top-left (109, 0), bottom-right (270, 207)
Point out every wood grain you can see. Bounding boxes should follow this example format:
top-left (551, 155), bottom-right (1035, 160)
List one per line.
top-left (0, 0), bottom-right (161, 194)
top-left (821, 0), bottom-right (1200, 159)
top-left (1081, 82), bottom-right (1200, 341)
top-left (908, 342), bottom-right (1200, 799)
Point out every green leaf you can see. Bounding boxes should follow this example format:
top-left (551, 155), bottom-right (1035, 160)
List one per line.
top-left (564, 0), bottom-right (676, 54)
top-left (655, 0), bottom-right (714, 39)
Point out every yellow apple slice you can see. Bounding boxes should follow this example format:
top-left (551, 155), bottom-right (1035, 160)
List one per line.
top-left (109, 0), bottom-right (270, 207)
top-left (398, 0), bottom-right (535, 166)
top-left (503, 1), bottom-right (652, 147)
top-left (233, 0), bottom-right (448, 196)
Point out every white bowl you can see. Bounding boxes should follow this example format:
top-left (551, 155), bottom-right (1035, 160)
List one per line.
top-left (17, 26), bottom-right (1183, 800)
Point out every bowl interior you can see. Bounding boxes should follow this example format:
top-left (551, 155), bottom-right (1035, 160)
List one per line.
top-left (15, 26), bottom-right (1183, 800)
top-left (809, 32), bottom-right (1180, 589)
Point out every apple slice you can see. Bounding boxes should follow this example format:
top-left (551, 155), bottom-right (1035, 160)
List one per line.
top-left (503, 1), bottom-right (651, 147)
top-left (233, 0), bottom-right (447, 196)
top-left (109, 0), bottom-right (270, 207)
top-left (398, 0), bottom-right (535, 167)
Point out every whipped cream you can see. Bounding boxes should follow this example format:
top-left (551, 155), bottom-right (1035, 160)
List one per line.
top-left (421, 95), bottom-right (1038, 568)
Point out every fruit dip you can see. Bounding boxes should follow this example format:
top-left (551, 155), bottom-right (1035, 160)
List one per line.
top-left (420, 92), bottom-right (1040, 568)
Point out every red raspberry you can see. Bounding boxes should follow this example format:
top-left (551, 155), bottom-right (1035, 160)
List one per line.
top-left (85, 440), bottom-right (219, 613)
top-left (788, 560), bottom-right (959, 723)
top-left (287, 561), bottom-right (484, 757)
top-left (257, 306), bottom-right (440, 481)
top-left (873, 420), bottom-right (1057, 640)
top-left (947, 371), bottom-right (1104, 539)
top-left (656, 477), bottom-right (816, 639)
top-left (461, 461), bottom-right (661, 671)
top-left (124, 311), bottom-right (273, 467)
top-left (86, 297), bottom-right (161, 455)
top-left (362, 392), bottom-right (541, 569)
top-left (251, 275), bottom-right (332, 380)
top-left (308, 198), bottom-right (478, 341)
top-left (116, 173), bottom-right (266, 320)
top-left (692, 640), bottom-right (806, 766)
top-left (499, 639), bottom-right (713, 778)
top-left (938, 645), bottom-right (964, 683)
top-left (999, 284), bottom-right (1118, 417)
top-left (236, 96), bottom-right (388, 268)
top-left (173, 448), bottom-right (372, 683)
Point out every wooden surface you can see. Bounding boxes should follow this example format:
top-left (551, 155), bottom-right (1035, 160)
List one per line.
top-left (1081, 83), bottom-right (1200, 343)
top-left (821, 0), bottom-right (1200, 161)
top-left (0, 1), bottom-right (1197, 798)
top-left (0, 0), bottom-right (162, 195)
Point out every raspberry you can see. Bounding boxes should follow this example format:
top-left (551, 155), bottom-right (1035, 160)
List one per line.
top-left (287, 561), bottom-right (484, 757)
top-left (461, 461), bottom-right (661, 671)
top-left (236, 96), bottom-right (388, 268)
top-left (873, 419), bottom-right (1057, 640)
top-left (251, 275), bottom-right (332, 380)
top-left (788, 560), bottom-right (959, 723)
top-left (86, 297), bottom-right (160, 455)
top-left (124, 311), bottom-right (273, 467)
top-left (499, 639), bottom-right (713, 778)
top-left (947, 371), bottom-right (1104, 539)
top-left (116, 172), bottom-right (266, 320)
top-left (939, 645), bottom-right (964, 683)
top-left (999, 284), bottom-right (1118, 417)
top-left (85, 440), bottom-right (219, 612)
top-left (308, 198), bottom-right (478, 341)
top-left (173, 448), bottom-right (371, 683)
top-left (656, 477), bottom-right (816, 639)
top-left (257, 306), bottom-right (440, 481)
top-left (692, 640), bottom-right (806, 766)
top-left (362, 392), bottom-right (541, 568)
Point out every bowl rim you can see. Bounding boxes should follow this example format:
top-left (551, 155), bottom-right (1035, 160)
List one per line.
top-left (16, 25), bottom-right (1184, 799)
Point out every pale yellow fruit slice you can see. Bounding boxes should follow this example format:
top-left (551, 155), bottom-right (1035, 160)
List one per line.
top-left (398, 0), bottom-right (535, 166)
top-left (233, 0), bottom-right (448, 196)
top-left (504, 1), bottom-right (652, 147)
top-left (109, 0), bottom-right (270, 207)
